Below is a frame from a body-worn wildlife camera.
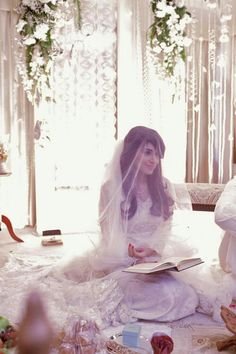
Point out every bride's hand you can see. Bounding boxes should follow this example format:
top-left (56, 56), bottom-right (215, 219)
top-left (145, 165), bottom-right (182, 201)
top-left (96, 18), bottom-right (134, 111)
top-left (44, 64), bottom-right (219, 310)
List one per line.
top-left (128, 243), bottom-right (156, 260)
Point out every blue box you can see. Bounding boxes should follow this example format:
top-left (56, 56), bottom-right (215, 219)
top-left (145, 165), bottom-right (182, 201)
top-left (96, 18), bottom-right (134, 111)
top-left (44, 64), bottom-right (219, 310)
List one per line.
top-left (122, 324), bottom-right (141, 347)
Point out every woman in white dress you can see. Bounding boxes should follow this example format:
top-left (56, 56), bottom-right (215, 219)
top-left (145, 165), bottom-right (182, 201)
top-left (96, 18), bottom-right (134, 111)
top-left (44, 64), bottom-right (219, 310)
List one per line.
top-left (60, 126), bottom-right (234, 326)
top-left (0, 126), bottom-right (234, 329)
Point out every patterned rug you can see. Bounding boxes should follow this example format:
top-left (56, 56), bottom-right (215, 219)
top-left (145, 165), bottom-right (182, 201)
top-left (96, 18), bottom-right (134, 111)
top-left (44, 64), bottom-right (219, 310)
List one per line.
top-left (172, 325), bottom-right (236, 353)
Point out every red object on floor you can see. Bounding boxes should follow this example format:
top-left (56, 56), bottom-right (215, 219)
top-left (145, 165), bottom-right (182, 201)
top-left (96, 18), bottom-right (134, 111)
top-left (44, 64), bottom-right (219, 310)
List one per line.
top-left (1, 215), bottom-right (24, 242)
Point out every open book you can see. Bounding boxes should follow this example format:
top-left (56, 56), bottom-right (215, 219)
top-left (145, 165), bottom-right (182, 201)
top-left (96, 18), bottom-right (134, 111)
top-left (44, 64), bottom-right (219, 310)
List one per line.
top-left (123, 256), bottom-right (204, 274)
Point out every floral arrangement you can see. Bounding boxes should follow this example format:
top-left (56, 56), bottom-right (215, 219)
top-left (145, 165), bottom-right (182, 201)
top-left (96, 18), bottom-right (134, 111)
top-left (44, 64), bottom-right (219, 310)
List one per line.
top-left (15, 0), bottom-right (81, 104)
top-left (148, 0), bottom-right (192, 78)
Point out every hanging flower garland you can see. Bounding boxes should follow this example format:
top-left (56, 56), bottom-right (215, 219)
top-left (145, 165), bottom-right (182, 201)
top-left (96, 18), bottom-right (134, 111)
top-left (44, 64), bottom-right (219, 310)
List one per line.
top-left (15, 0), bottom-right (81, 104)
top-left (148, 0), bottom-right (192, 79)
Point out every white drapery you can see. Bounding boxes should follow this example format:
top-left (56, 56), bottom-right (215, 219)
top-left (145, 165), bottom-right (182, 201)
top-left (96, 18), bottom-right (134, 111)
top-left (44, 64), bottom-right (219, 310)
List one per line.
top-left (0, 0), bottom-right (35, 228)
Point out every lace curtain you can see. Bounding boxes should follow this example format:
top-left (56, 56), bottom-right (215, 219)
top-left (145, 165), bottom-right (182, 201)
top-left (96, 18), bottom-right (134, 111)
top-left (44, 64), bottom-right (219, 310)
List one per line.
top-left (34, 0), bottom-right (117, 233)
top-left (0, 0), bottom-right (35, 228)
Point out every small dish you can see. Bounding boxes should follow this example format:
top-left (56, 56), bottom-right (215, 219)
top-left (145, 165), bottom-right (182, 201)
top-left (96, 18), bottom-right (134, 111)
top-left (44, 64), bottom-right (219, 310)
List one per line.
top-left (107, 333), bottom-right (152, 354)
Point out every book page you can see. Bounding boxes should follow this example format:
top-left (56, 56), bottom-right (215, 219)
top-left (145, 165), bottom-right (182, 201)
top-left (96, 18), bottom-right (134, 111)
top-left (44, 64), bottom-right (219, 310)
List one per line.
top-left (159, 256), bottom-right (200, 265)
top-left (177, 258), bottom-right (203, 271)
top-left (125, 262), bottom-right (159, 272)
top-left (123, 261), bottom-right (176, 273)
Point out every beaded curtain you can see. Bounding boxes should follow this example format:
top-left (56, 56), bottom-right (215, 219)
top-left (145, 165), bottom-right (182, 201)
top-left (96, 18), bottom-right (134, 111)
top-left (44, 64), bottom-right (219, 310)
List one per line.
top-left (185, 0), bottom-right (236, 183)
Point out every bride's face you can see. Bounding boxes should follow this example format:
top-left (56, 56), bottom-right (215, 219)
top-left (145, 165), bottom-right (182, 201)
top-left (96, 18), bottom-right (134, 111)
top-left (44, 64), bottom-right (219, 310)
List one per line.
top-left (136, 142), bottom-right (159, 176)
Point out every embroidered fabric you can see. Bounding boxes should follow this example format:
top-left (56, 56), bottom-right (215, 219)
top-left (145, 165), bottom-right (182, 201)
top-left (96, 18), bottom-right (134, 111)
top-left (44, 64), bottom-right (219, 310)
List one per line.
top-left (0, 253), bottom-right (134, 331)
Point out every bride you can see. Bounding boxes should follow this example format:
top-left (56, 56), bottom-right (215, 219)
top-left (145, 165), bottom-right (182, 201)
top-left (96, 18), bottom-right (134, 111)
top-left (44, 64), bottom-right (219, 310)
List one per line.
top-left (1, 126), bottom-right (234, 330)
top-left (0, 125), bottom-right (234, 330)
top-left (56, 126), bottom-right (234, 327)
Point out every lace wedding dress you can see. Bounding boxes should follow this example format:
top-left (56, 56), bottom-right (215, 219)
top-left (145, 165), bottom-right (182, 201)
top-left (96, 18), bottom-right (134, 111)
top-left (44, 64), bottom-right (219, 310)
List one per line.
top-left (53, 196), bottom-right (234, 327)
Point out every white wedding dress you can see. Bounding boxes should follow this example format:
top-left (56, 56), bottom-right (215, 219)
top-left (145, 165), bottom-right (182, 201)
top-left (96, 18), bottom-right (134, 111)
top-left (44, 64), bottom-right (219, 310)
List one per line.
top-left (0, 195), bottom-right (234, 331)
top-left (52, 195), bottom-right (234, 327)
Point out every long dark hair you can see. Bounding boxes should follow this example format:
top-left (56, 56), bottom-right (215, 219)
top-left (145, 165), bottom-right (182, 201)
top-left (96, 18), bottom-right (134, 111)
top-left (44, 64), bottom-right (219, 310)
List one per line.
top-left (120, 126), bottom-right (174, 220)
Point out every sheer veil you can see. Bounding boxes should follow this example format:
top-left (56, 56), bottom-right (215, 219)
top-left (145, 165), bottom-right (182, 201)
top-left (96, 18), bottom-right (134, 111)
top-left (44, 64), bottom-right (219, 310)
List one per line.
top-left (54, 128), bottom-right (235, 323)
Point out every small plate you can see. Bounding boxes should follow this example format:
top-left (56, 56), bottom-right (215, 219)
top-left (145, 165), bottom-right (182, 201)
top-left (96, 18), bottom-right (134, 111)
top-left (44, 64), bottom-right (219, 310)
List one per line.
top-left (108, 333), bottom-right (152, 354)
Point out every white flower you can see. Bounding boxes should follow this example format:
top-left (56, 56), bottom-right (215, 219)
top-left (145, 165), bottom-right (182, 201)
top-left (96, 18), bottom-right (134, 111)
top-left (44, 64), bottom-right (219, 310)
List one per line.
top-left (22, 0), bottom-right (38, 10)
top-left (156, 10), bottom-right (166, 18)
top-left (182, 14), bottom-right (192, 24)
top-left (24, 37), bottom-right (36, 45)
top-left (16, 20), bottom-right (27, 33)
top-left (153, 45), bottom-right (162, 54)
top-left (34, 23), bottom-right (49, 41)
top-left (165, 5), bottom-right (176, 15)
top-left (24, 80), bottom-right (34, 90)
top-left (167, 15), bottom-right (178, 27)
top-left (44, 4), bottom-right (52, 13)
top-left (156, 1), bottom-right (166, 11)
top-left (183, 37), bottom-right (192, 47)
top-left (36, 56), bottom-right (45, 66)
top-left (160, 42), bottom-right (167, 49)
top-left (27, 91), bottom-right (33, 102)
top-left (163, 44), bottom-right (174, 53)
top-left (39, 0), bottom-right (51, 3)
top-left (175, 21), bottom-right (186, 31)
top-left (175, 36), bottom-right (183, 46)
top-left (22, 0), bottom-right (32, 6)
top-left (45, 61), bottom-right (53, 73)
top-left (29, 61), bottom-right (38, 71)
top-left (170, 11), bottom-right (180, 22)
top-left (39, 75), bottom-right (48, 83)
